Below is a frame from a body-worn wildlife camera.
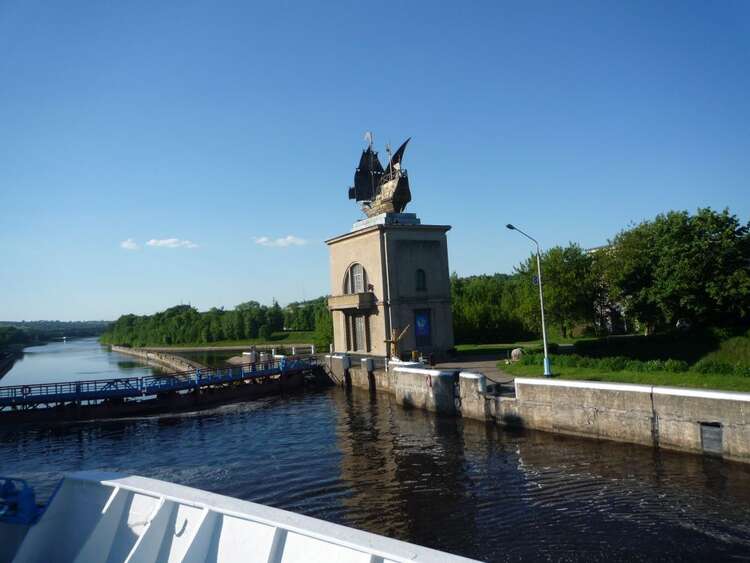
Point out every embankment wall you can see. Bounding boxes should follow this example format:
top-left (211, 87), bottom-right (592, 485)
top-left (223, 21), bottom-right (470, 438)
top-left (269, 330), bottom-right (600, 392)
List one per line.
top-left (327, 354), bottom-right (750, 463)
top-left (325, 356), bottom-right (456, 415)
top-left (465, 376), bottom-right (750, 463)
top-left (111, 346), bottom-right (205, 372)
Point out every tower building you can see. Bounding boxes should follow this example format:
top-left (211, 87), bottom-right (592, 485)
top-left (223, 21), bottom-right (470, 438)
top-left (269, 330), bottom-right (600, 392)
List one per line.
top-left (326, 137), bottom-right (454, 359)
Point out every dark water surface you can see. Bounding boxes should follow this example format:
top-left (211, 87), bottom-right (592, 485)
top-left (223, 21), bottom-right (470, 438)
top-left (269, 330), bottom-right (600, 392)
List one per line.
top-left (2, 340), bottom-right (750, 561)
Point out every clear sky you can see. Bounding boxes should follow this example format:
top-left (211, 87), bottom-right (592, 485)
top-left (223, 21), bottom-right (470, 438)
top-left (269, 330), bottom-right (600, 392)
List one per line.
top-left (1, 1), bottom-right (748, 321)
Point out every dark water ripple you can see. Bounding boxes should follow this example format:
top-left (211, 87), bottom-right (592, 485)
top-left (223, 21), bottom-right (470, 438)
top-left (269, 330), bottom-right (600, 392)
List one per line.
top-left (2, 342), bottom-right (750, 561)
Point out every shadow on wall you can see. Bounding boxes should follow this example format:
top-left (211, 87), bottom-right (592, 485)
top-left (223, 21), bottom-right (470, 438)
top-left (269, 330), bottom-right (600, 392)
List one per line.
top-left (500, 414), bottom-right (524, 427)
top-left (401, 392), bottom-right (415, 410)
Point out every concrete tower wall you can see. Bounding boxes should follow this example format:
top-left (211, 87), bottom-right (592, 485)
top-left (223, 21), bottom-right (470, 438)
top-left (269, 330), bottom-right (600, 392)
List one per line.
top-left (327, 219), bottom-right (454, 360)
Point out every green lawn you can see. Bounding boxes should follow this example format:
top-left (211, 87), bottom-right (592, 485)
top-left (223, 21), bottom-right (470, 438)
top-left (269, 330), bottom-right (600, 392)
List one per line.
top-left (700, 331), bottom-right (750, 366)
top-left (454, 337), bottom-right (592, 357)
top-left (134, 331), bottom-right (317, 349)
top-left (503, 362), bottom-right (750, 392)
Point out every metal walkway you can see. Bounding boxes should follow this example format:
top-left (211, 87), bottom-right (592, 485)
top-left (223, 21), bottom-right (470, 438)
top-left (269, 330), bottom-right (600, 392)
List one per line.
top-left (0, 357), bottom-right (318, 411)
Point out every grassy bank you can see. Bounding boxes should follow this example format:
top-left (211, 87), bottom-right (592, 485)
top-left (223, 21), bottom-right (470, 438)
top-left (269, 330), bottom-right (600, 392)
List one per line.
top-left (502, 362), bottom-right (750, 392)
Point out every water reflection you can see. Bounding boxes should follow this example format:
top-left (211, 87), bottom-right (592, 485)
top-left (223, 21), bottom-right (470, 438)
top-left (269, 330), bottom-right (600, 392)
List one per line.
top-left (330, 387), bottom-right (750, 561)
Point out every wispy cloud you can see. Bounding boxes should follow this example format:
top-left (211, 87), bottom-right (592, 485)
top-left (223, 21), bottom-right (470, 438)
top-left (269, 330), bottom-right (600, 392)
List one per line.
top-left (146, 238), bottom-right (199, 249)
top-left (120, 238), bottom-right (139, 251)
top-left (253, 235), bottom-right (308, 248)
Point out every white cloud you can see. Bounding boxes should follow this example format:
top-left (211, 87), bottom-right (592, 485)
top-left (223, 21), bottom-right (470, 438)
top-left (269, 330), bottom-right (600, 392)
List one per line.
top-left (120, 238), bottom-right (139, 251)
top-left (253, 235), bottom-right (308, 248)
top-left (146, 238), bottom-right (199, 249)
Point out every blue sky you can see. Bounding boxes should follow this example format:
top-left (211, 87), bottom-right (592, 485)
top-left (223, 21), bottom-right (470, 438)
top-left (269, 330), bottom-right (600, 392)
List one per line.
top-left (1, 1), bottom-right (748, 321)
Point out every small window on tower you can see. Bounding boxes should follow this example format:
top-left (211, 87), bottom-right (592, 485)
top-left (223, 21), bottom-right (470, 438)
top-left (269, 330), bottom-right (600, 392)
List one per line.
top-left (416, 269), bottom-right (427, 292)
top-left (344, 263), bottom-right (367, 294)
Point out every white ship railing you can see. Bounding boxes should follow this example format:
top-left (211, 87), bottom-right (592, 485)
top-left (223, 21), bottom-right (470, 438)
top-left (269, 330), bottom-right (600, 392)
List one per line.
top-left (10, 471), bottom-right (479, 563)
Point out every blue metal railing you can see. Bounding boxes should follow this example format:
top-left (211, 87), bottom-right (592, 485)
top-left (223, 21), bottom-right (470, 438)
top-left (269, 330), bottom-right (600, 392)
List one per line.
top-left (0, 356), bottom-right (317, 408)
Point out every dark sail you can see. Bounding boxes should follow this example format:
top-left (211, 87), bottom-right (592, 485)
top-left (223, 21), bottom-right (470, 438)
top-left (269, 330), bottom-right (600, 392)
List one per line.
top-left (387, 137), bottom-right (410, 171)
top-left (348, 147), bottom-right (384, 202)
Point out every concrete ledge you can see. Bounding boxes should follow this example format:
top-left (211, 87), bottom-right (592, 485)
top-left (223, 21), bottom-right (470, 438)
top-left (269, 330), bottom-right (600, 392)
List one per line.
top-left (514, 377), bottom-right (652, 394)
top-left (459, 371), bottom-right (485, 380)
top-left (389, 366), bottom-right (456, 415)
top-left (651, 386), bottom-right (750, 402)
top-left (111, 346), bottom-right (204, 372)
top-left (504, 377), bottom-right (750, 462)
top-left (391, 366), bottom-right (454, 377)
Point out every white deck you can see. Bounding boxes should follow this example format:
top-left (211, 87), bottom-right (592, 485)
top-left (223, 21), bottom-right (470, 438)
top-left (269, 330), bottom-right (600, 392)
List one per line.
top-left (11, 471), bottom-right (479, 563)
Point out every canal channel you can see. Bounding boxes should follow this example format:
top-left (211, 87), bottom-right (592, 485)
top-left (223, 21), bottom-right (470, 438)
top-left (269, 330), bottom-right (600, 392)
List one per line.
top-left (2, 338), bottom-right (750, 561)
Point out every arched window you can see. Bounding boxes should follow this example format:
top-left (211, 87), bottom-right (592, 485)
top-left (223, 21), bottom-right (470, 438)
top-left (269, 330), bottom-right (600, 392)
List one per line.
top-left (344, 263), bottom-right (367, 294)
top-left (416, 268), bottom-right (427, 292)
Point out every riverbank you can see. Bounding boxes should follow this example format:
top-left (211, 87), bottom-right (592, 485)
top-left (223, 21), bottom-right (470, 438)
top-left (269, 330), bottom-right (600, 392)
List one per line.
top-left (138, 343), bottom-right (315, 353)
top-left (100, 331), bottom-right (317, 349)
top-left (0, 346), bottom-right (23, 379)
top-left (111, 346), bottom-right (206, 372)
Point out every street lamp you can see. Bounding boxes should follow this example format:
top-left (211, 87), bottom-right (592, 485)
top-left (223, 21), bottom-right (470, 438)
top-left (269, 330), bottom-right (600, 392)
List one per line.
top-left (506, 224), bottom-right (552, 377)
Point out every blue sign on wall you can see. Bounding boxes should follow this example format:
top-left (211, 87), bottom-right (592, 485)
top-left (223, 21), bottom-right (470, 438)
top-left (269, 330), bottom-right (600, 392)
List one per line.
top-left (415, 309), bottom-right (431, 346)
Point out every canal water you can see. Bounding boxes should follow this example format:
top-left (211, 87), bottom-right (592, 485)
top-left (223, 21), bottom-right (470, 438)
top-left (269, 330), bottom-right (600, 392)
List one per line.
top-left (2, 339), bottom-right (750, 561)
top-left (0, 338), bottom-right (159, 386)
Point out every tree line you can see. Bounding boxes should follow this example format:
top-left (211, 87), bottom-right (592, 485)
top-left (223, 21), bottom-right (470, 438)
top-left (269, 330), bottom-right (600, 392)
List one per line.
top-left (453, 207), bottom-right (749, 342)
top-left (100, 298), bottom-right (333, 348)
top-left (0, 321), bottom-right (109, 349)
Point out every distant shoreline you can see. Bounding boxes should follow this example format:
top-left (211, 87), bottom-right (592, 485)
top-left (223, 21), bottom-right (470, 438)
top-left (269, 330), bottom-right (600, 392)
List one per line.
top-left (137, 343), bottom-right (314, 353)
top-left (111, 346), bottom-right (207, 372)
top-left (0, 348), bottom-right (22, 379)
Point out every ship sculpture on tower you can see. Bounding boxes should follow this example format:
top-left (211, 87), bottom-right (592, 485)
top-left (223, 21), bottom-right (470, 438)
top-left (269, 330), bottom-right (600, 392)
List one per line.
top-left (348, 133), bottom-right (412, 218)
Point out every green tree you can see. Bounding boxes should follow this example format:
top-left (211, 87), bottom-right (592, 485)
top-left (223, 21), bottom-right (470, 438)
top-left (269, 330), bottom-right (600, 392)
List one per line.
top-left (450, 273), bottom-right (529, 343)
top-left (258, 324), bottom-right (272, 341)
top-left (604, 208), bottom-right (750, 331)
top-left (313, 307), bottom-right (333, 349)
top-left (515, 244), bottom-right (597, 338)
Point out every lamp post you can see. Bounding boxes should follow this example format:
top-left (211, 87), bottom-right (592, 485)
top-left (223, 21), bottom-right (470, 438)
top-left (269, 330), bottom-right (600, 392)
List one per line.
top-left (506, 224), bottom-right (552, 377)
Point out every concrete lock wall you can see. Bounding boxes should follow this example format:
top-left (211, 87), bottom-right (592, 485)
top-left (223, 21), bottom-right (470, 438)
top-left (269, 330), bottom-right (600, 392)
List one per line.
top-left (325, 355), bottom-right (750, 463)
top-left (326, 354), bottom-right (457, 415)
top-left (458, 372), bottom-right (489, 420)
top-left (488, 378), bottom-right (750, 463)
top-left (390, 366), bottom-right (456, 414)
top-left (111, 346), bottom-right (203, 372)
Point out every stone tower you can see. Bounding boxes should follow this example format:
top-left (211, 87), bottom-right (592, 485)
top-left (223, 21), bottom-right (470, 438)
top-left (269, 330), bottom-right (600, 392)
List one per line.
top-left (326, 138), bottom-right (454, 360)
